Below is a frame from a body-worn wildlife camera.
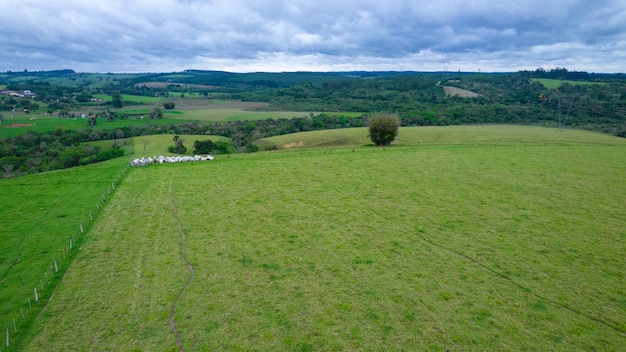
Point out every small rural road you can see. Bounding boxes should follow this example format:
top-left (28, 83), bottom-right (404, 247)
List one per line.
top-left (169, 180), bottom-right (195, 352)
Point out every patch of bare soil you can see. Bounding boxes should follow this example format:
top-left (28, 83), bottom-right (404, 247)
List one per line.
top-left (443, 86), bottom-right (480, 98)
top-left (3, 123), bottom-right (35, 128)
top-left (283, 141), bottom-right (305, 148)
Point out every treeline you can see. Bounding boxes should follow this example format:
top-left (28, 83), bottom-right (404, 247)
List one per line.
top-left (236, 75), bottom-right (442, 112)
top-left (233, 72), bottom-right (626, 135)
top-left (518, 67), bottom-right (625, 81)
top-left (443, 74), bottom-right (626, 134)
top-left (0, 128), bottom-right (127, 178)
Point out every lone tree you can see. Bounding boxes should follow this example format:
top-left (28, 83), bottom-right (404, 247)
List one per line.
top-left (150, 107), bottom-right (163, 119)
top-left (111, 91), bottom-right (123, 108)
top-left (368, 112), bottom-right (400, 146)
top-left (169, 135), bottom-right (187, 154)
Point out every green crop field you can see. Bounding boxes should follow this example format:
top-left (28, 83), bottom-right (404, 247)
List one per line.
top-left (5, 126), bottom-right (623, 351)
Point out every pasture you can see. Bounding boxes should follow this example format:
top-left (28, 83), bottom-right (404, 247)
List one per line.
top-left (532, 78), bottom-right (606, 89)
top-left (10, 126), bottom-right (625, 351)
top-left (133, 134), bottom-right (230, 157)
top-left (0, 114), bottom-right (190, 139)
top-left (93, 93), bottom-right (164, 104)
top-left (0, 158), bottom-right (130, 350)
top-left (257, 124), bottom-right (626, 150)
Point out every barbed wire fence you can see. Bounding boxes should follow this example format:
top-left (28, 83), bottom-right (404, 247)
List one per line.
top-left (2, 164), bottom-right (130, 350)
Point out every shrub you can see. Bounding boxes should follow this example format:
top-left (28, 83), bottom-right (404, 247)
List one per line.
top-left (194, 139), bottom-right (215, 154)
top-left (367, 112), bottom-right (400, 146)
top-left (214, 141), bottom-right (234, 154)
top-left (150, 107), bottom-right (163, 119)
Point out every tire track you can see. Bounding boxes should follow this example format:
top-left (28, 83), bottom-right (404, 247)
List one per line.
top-left (169, 179), bottom-right (195, 352)
top-left (418, 235), bottom-right (626, 336)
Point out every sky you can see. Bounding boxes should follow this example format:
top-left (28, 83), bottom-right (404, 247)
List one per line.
top-left (1, 0), bottom-right (625, 73)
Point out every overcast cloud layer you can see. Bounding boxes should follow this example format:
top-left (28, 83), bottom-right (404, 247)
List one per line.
top-left (1, 0), bottom-right (625, 73)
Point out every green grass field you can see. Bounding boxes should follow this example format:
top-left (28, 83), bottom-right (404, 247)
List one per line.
top-left (175, 109), bottom-right (313, 122)
top-left (93, 94), bottom-right (164, 104)
top-left (133, 134), bottom-right (230, 157)
top-left (0, 158), bottom-right (130, 350)
top-left (0, 115), bottom-right (196, 139)
top-left (7, 126), bottom-right (624, 351)
top-left (532, 78), bottom-right (606, 89)
top-left (258, 125), bottom-right (626, 150)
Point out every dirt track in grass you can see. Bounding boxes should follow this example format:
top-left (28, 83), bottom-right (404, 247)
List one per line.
top-left (169, 179), bottom-right (195, 352)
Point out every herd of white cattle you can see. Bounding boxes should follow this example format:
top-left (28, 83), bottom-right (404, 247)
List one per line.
top-left (130, 155), bottom-right (214, 167)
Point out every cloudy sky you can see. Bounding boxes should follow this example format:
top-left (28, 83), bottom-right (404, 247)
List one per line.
top-left (1, 0), bottom-right (625, 73)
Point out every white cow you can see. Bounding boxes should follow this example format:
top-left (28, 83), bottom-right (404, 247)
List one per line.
top-left (130, 155), bottom-right (214, 167)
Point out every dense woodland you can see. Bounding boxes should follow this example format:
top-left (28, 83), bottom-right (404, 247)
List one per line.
top-left (1, 68), bottom-right (625, 177)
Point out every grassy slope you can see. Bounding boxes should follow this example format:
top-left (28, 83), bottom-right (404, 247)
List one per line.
top-left (133, 134), bottom-right (230, 157)
top-left (19, 126), bottom-right (626, 351)
top-left (0, 158), bottom-right (130, 350)
top-left (258, 125), bottom-right (626, 150)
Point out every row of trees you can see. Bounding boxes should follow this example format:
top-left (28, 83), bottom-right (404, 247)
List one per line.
top-left (0, 134), bottom-right (125, 178)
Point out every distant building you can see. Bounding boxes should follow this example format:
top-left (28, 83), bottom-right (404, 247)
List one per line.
top-left (1, 90), bottom-right (37, 98)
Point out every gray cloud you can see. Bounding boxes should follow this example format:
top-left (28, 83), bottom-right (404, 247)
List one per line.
top-left (1, 0), bottom-right (625, 72)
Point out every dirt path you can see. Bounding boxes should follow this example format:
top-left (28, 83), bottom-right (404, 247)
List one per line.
top-left (169, 180), bottom-right (195, 352)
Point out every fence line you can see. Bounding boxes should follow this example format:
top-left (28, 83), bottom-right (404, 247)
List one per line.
top-left (2, 164), bottom-right (130, 351)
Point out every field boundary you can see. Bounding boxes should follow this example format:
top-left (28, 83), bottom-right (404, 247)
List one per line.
top-left (169, 180), bottom-right (195, 352)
